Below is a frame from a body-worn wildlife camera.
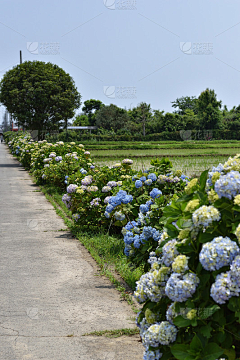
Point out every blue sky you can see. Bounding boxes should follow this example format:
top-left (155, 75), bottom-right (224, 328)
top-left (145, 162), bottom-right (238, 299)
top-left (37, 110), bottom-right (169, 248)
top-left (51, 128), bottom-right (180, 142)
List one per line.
top-left (0, 0), bottom-right (240, 120)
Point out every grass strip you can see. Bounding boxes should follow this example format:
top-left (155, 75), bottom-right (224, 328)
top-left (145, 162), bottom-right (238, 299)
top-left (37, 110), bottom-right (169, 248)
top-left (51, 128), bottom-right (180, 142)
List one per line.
top-left (82, 328), bottom-right (140, 338)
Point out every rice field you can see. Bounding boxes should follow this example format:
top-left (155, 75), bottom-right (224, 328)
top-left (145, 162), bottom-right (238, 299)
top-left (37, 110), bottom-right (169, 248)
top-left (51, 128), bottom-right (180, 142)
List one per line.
top-left (86, 141), bottom-right (240, 176)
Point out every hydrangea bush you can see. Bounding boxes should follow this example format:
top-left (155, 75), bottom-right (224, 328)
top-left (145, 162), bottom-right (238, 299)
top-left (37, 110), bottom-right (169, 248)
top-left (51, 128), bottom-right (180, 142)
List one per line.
top-left (135, 154), bottom-right (240, 360)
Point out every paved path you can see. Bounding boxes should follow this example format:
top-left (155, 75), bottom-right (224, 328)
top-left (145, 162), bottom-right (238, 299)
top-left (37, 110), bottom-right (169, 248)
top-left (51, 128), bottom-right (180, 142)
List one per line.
top-left (0, 143), bottom-right (143, 360)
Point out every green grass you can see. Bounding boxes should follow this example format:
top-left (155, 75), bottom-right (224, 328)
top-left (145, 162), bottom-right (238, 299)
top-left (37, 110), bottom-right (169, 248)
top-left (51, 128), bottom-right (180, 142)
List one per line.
top-left (94, 154), bottom-right (230, 176)
top-left (90, 148), bottom-right (239, 157)
top-left (82, 328), bottom-right (140, 338)
top-left (86, 142), bottom-right (240, 176)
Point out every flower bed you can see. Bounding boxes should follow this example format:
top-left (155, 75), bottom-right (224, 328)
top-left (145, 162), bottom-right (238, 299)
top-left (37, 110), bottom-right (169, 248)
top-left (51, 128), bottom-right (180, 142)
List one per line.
top-left (8, 132), bottom-right (240, 359)
top-left (134, 155), bottom-right (240, 360)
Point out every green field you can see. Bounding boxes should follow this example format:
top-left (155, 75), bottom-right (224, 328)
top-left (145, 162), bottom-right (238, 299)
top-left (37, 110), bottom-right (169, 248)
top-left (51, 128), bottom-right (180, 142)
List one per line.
top-left (84, 141), bottom-right (240, 176)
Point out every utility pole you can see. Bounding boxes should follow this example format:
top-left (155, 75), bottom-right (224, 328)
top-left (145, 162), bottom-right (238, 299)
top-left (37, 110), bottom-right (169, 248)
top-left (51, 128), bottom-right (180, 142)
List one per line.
top-left (20, 50), bottom-right (23, 132)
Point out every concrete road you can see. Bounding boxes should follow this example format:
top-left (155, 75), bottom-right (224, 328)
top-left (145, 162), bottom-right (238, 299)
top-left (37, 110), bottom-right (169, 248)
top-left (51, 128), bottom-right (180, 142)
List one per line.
top-left (0, 143), bottom-right (143, 360)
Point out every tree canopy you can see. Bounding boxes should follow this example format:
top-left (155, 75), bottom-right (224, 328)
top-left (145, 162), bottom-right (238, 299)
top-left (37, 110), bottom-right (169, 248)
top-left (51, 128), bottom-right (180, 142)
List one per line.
top-left (95, 104), bottom-right (129, 132)
top-left (82, 99), bottom-right (103, 126)
top-left (0, 61), bottom-right (81, 131)
top-left (197, 88), bottom-right (222, 130)
top-left (171, 96), bottom-right (198, 115)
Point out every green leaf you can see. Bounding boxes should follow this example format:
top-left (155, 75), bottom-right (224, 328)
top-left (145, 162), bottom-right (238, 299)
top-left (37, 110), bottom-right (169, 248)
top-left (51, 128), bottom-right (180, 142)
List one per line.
top-left (166, 224), bottom-right (179, 237)
top-left (212, 309), bottom-right (226, 326)
top-left (198, 232), bottom-right (214, 243)
top-left (222, 348), bottom-right (236, 360)
top-left (190, 334), bottom-right (203, 352)
top-left (199, 170), bottom-right (208, 191)
top-left (199, 324), bottom-right (213, 339)
top-left (182, 219), bottom-right (193, 228)
top-left (190, 318), bottom-right (198, 327)
top-left (173, 315), bottom-right (191, 328)
top-left (235, 311), bottom-right (240, 322)
top-left (171, 344), bottom-right (191, 360)
top-left (202, 343), bottom-right (224, 360)
top-left (228, 297), bottom-right (238, 311)
top-left (199, 274), bottom-right (211, 288)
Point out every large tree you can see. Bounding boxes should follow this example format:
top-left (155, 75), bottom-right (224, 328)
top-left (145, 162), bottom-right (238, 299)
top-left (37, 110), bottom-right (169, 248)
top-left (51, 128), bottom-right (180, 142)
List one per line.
top-left (82, 99), bottom-right (103, 126)
top-left (73, 114), bottom-right (89, 126)
top-left (171, 96), bottom-right (198, 115)
top-left (197, 88), bottom-right (222, 130)
top-left (95, 104), bottom-right (129, 132)
top-left (0, 61), bottom-right (81, 132)
top-left (128, 102), bottom-right (152, 136)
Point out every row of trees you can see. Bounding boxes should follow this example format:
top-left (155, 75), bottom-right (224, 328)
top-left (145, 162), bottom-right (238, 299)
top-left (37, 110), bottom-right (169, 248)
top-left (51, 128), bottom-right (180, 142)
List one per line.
top-left (74, 90), bottom-right (238, 136)
top-left (0, 60), bottom-right (238, 138)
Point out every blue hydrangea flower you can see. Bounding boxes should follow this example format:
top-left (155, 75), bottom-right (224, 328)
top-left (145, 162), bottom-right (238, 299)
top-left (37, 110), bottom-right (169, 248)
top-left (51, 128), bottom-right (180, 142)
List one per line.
top-left (210, 271), bottom-right (240, 304)
top-left (105, 204), bottom-right (114, 213)
top-left (140, 176), bottom-right (147, 182)
top-left (124, 244), bottom-right (132, 256)
top-left (162, 240), bottom-right (179, 267)
top-left (121, 195), bottom-right (133, 204)
top-left (150, 188), bottom-right (162, 199)
top-left (67, 184), bottom-right (78, 193)
top-left (80, 168), bottom-right (87, 174)
top-left (124, 221), bottom-right (138, 231)
top-left (215, 170), bottom-right (240, 200)
top-left (104, 211), bottom-right (110, 219)
top-left (102, 186), bottom-right (111, 193)
top-left (114, 211), bottom-right (125, 221)
top-left (199, 236), bottom-right (240, 271)
top-left (62, 194), bottom-right (72, 209)
top-left (134, 268), bottom-right (170, 303)
top-left (55, 156), bottom-right (62, 162)
top-left (145, 179), bottom-right (153, 186)
top-left (107, 181), bottom-right (118, 187)
top-left (123, 231), bottom-right (135, 245)
top-left (230, 255), bottom-right (240, 287)
top-left (207, 163), bottom-right (224, 187)
top-left (133, 235), bottom-right (141, 249)
top-left (72, 213), bottom-right (80, 221)
top-left (135, 180), bottom-right (143, 188)
top-left (142, 321), bottom-right (177, 347)
top-left (148, 173), bottom-right (157, 182)
top-left (165, 273), bottom-right (200, 302)
top-left (140, 204), bottom-right (150, 213)
top-left (143, 349), bottom-right (162, 360)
